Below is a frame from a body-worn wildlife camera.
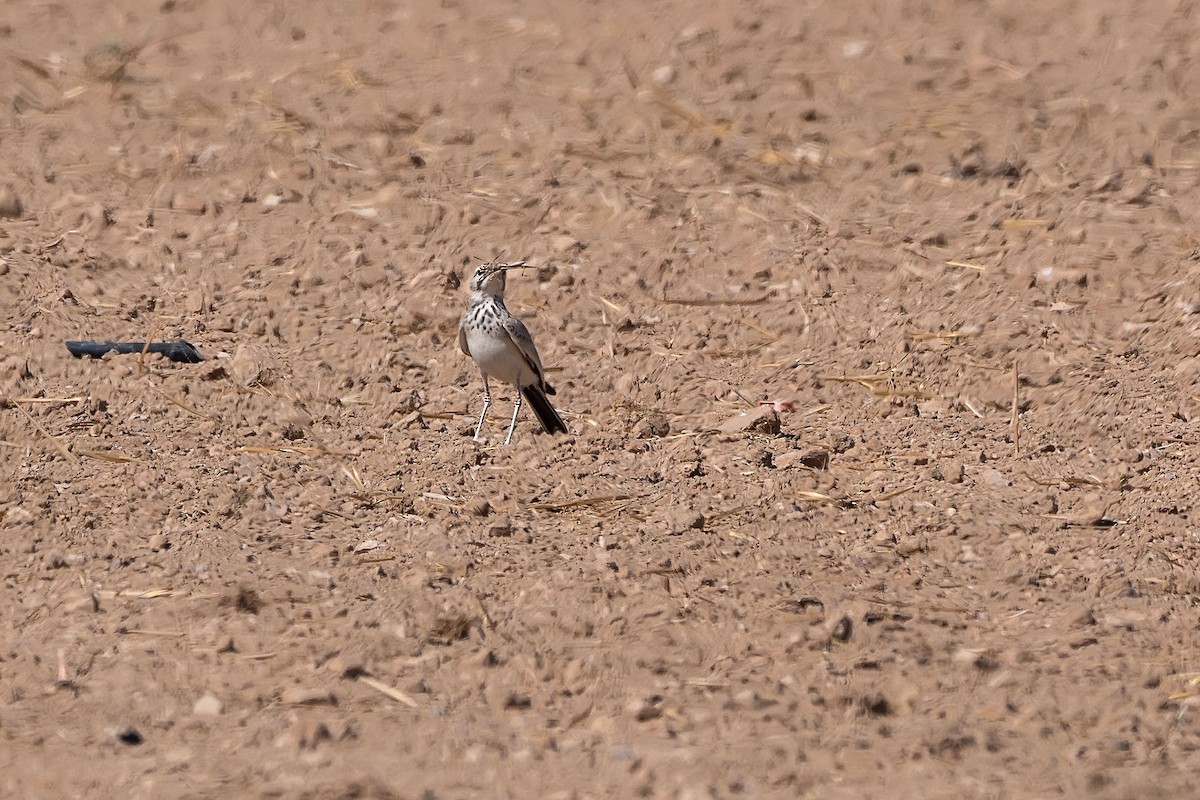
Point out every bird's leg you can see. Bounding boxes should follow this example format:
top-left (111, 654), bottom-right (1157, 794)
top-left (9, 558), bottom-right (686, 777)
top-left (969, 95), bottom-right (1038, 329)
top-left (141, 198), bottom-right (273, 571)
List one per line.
top-left (504, 382), bottom-right (522, 445)
top-left (473, 374), bottom-right (491, 442)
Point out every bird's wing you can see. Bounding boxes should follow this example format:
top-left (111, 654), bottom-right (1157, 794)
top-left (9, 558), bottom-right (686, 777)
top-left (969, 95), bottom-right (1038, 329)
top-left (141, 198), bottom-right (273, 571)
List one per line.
top-left (501, 315), bottom-right (547, 382)
top-left (457, 315), bottom-right (471, 357)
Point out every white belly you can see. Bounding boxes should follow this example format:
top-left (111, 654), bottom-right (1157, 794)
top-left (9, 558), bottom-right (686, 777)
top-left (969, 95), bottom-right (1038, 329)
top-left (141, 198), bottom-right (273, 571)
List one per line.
top-left (465, 324), bottom-right (537, 388)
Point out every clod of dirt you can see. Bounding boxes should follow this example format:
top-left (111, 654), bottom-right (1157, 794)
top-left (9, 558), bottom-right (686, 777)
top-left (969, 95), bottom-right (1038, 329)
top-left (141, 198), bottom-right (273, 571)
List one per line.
top-left (2, 506), bottom-right (34, 526)
top-left (795, 449), bottom-right (830, 470)
top-left (428, 613), bottom-right (475, 645)
top-left (829, 432), bottom-right (856, 453)
top-left (325, 654), bottom-right (369, 679)
top-left (465, 498), bottom-right (492, 517)
top-left (666, 509), bottom-right (706, 534)
top-left (487, 515), bottom-right (514, 537)
top-left (953, 648), bottom-right (1001, 672)
top-left (281, 422), bottom-right (305, 441)
top-left (933, 460), bottom-right (965, 483)
top-left (237, 587), bottom-right (263, 613)
top-left (0, 184), bottom-right (23, 219)
top-left (1069, 607), bottom-right (1097, 628)
top-left (718, 406), bottom-right (781, 435)
top-left (632, 696), bottom-right (664, 721)
top-left (1063, 494), bottom-right (1117, 528)
top-left (291, 716), bottom-right (334, 751)
top-left (860, 693), bottom-right (893, 717)
top-left (228, 345), bottom-right (282, 389)
top-left (634, 413), bottom-right (671, 438)
top-left (981, 468), bottom-right (1012, 488)
top-left (504, 694), bottom-right (532, 710)
top-left (828, 614), bottom-right (853, 643)
top-left (168, 192), bottom-right (207, 215)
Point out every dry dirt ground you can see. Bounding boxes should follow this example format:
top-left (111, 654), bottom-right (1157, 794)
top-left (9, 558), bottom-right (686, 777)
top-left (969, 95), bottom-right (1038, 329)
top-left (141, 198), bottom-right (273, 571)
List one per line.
top-left (3, 0), bottom-right (1200, 797)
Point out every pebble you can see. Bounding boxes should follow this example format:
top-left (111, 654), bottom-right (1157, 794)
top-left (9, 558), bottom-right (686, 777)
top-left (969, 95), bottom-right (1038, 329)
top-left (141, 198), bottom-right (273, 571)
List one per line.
top-left (325, 653), bottom-right (368, 679)
top-left (1069, 606), bottom-right (1097, 627)
top-left (796, 449), bottom-right (829, 470)
top-left (827, 613), bottom-right (853, 643)
top-left (981, 468), bottom-right (1011, 487)
top-left (666, 509), bottom-right (706, 533)
top-left (829, 431), bottom-right (856, 453)
top-left (168, 192), bottom-right (207, 215)
top-left (487, 514), bottom-right (514, 537)
top-left (193, 692), bottom-right (223, 717)
top-left (634, 413), bottom-right (670, 438)
top-left (934, 460), bottom-right (965, 484)
top-left (280, 687), bottom-right (338, 706)
top-left (0, 184), bottom-right (23, 218)
top-left (465, 498), bottom-right (492, 517)
top-left (718, 406), bottom-right (780, 435)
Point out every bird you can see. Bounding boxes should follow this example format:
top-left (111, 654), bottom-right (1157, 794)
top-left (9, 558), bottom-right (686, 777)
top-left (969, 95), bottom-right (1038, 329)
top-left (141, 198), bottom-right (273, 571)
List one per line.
top-left (458, 259), bottom-right (568, 444)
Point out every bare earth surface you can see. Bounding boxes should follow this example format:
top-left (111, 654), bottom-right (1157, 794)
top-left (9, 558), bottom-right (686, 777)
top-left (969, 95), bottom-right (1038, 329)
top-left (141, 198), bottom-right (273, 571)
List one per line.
top-left (3, 0), bottom-right (1200, 797)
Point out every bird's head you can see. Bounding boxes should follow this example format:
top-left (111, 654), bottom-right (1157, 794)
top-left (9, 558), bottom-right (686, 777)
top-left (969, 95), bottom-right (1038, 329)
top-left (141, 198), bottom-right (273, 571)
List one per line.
top-left (469, 259), bottom-right (527, 298)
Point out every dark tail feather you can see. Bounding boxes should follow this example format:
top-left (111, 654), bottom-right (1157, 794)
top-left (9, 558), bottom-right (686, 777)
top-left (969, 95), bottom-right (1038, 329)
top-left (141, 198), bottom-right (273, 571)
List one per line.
top-left (522, 384), bottom-right (568, 435)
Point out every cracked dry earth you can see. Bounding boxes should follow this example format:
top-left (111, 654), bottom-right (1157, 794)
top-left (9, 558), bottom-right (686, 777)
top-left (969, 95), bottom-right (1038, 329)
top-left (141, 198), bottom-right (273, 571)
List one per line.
top-left (3, 0), bottom-right (1200, 797)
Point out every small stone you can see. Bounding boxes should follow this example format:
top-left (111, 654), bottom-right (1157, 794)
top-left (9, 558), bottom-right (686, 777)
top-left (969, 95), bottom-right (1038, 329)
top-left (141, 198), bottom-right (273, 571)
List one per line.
top-left (1118, 446), bottom-right (1143, 464)
top-left (292, 715), bottom-right (332, 750)
top-left (261, 188), bottom-right (302, 208)
top-left (718, 406), bottom-right (781, 435)
top-left (168, 192), bottom-right (207, 215)
top-left (1101, 610), bottom-right (1147, 630)
top-left (633, 696), bottom-right (663, 721)
top-left (325, 654), bottom-right (369, 679)
top-left (465, 498), bottom-right (492, 517)
top-left (634, 413), bottom-right (670, 438)
top-left (116, 727), bottom-right (144, 745)
top-left (307, 570), bottom-right (335, 588)
top-left (952, 648), bottom-right (1000, 671)
top-left (750, 446), bottom-right (774, 467)
top-left (280, 687), bottom-right (338, 706)
top-left (234, 587), bottom-right (262, 613)
top-left (0, 184), bottom-right (24, 219)
top-left (147, 533), bottom-right (167, 551)
top-left (193, 692), bottom-right (223, 716)
top-left (842, 40), bottom-right (871, 59)
top-left (551, 234), bottom-right (580, 252)
top-left (1069, 606), bottom-right (1097, 628)
top-left (935, 460), bottom-right (965, 484)
top-left (397, 409), bottom-right (426, 429)
top-left (829, 431), bottom-right (856, 453)
top-left (796, 449), bottom-right (829, 470)
top-left (651, 65), bottom-right (676, 85)
top-left (487, 514), bottom-right (514, 537)
top-left (828, 614), bottom-right (853, 643)
top-left (1063, 494), bottom-right (1116, 527)
top-left (981, 468), bottom-right (1011, 487)
top-left (666, 509), bottom-right (706, 533)
top-left (504, 693), bottom-right (532, 710)
top-left (2, 505), bottom-right (34, 526)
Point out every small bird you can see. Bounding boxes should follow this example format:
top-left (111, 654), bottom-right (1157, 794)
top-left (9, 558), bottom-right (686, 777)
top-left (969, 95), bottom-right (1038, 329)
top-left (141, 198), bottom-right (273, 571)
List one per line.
top-left (458, 259), bottom-right (568, 444)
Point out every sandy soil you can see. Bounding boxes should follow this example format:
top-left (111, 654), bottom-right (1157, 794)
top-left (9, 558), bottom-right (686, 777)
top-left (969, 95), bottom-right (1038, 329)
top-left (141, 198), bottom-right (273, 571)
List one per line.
top-left (3, 0), bottom-right (1200, 797)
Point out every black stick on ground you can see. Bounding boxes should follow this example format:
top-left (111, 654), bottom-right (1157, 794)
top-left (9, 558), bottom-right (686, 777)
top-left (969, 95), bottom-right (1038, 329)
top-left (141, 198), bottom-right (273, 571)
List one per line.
top-left (66, 340), bottom-right (205, 364)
